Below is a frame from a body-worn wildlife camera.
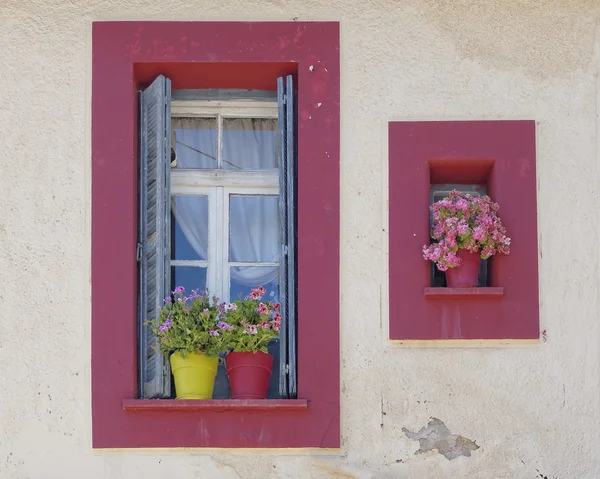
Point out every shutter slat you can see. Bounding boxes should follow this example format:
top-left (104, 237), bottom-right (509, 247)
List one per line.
top-left (277, 76), bottom-right (289, 398)
top-left (138, 75), bottom-right (172, 399)
top-left (285, 75), bottom-right (297, 398)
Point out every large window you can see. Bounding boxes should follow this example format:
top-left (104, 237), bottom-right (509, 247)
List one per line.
top-left (137, 77), bottom-right (297, 401)
top-left (91, 21), bottom-right (340, 449)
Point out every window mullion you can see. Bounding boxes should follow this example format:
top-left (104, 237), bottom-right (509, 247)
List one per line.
top-left (216, 113), bottom-right (223, 169)
top-left (222, 188), bottom-right (231, 302)
top-left (212, 186), bottom-right (226, 301)
top-left (207, 188), bottom-right (219, 298)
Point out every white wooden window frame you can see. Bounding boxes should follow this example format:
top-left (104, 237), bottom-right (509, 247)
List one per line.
top-left (170, 100), bottom-right (279, 302)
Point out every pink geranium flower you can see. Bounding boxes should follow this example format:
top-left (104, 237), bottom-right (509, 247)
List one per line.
top-left (423, 190), bottom-right (511, 270)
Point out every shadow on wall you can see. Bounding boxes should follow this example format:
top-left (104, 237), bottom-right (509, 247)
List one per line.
top-left (421, 0), bottom-right (598, 79)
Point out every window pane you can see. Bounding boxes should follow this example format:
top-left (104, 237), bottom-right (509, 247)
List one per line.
top-left (171, 195), bottom-right (208, 261)
top-left (222, 118), bottom-right (278, 170)
top-left (172, 117), bottom-right (218, 169)
top-left (229, 195), bottom-right (279, 262)
top-left (230, 266), bottom-right (279, 302)
top-left (171, 266), bottom-right (207, 294)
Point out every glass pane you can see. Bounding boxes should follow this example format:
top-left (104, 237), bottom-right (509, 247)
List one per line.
top-left (229, 195), bottom-right (279, 262)
top-left (266, 338), bottom-right (282, 399)
top-left (172, 117), bottom-right (218, 169)
top-left (171, 266), bottom-right (207, 294)
top-left (222, 118), bottom-right (278, 170)
top-left (230, 266), bottom-right (279, 302)
top-left (171, 195), bottom-right (208, 261)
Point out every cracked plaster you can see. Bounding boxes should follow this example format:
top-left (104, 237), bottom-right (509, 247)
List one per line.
top-left (402, 418), bottom-right (479, 461)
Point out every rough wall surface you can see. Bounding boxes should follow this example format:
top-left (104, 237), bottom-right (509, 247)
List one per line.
top-left (1, 0), bottom-right (599, 477)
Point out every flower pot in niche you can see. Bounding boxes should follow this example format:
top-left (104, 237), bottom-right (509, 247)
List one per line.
top-left (423, 190), bottom-right (511, 287)
top-left (170, 351), bottom-right (219, 399)
top-left (226, 351), bottom-right (274, 399)
top-left (445, 250), bottom-right (481, 288)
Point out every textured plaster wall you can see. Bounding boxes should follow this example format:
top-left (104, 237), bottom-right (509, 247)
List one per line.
top-left (1, 1), bottom-right (599, 478)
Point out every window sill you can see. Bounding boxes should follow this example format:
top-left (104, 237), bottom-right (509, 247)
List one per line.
top-left (123, 398), bottom-right (308, 412)
top-left (424, 287), bottom-right (504, 298)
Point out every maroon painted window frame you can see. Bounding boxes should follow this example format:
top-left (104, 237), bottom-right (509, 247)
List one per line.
top-left (389, 120), bottom-right (539, 341)
top-left (91, 21), bottom-right (340, 448)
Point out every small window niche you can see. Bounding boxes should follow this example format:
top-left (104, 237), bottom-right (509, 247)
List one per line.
top-left (388, 120), bottom-right (539, 341)
top-left (429, 184), bottom-right (488, 288)
top-left (425, 157), bottom-right (504, 298)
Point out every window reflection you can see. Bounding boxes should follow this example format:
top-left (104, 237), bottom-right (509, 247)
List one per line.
top-left (171, 266), bottom-right (207, 293)
top-left (171, 195), bottom-right (209, 261)
top-left (229, 195), bottom-right (279, 262)
top-left (172, 118), bottom-right (217, 169)
top-left (222, 118), bottom-right (278, 170)
top-left (230, 266), bottom-right (279, 302)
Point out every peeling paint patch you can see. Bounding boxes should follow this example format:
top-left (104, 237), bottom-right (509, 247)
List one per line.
top-left (402, 418), bottom-right (479, 460)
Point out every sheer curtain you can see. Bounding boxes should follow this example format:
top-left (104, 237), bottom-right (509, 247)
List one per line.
top-left (172, 117), bottom-right (279, 294)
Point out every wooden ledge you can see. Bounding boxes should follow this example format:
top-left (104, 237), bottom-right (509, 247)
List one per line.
top-left (123, 399), bottom-right (308, 412)
top-left (424, 287), bottom-right (504, 298)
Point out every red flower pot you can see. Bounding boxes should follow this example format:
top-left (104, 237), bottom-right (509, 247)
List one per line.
top-left (226, 351), bottom-right (274, 399)
top-left (445, 250), bottom-right (482, 288)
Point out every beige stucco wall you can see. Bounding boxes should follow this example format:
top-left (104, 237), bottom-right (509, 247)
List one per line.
top-left (1, 1), bottom-right (600, 477)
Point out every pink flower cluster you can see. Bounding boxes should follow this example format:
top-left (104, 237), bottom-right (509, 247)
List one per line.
top-left (243, 324), bottom-right (258, 335)
top-left (422, 190), bottom-right (511, 271)
top-left (240, 287), bottom-right (282, 334)
top-left (247, 286), bottom-right (266, 300)
top-left (255, 302), bottom-right (270, 315)
top-left (272, 313), bottom-right (282, 332)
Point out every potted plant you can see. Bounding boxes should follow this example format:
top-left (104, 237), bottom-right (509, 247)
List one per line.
top-left (150, 286), bottom-right (229, 399)
top-left (221, 286), bottom-right (281, 399)
top-left (422, 190), bottom-right (511, 288)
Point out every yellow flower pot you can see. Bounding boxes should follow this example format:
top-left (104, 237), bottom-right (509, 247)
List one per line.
top-left (170, 352), bottom-right (219, 399)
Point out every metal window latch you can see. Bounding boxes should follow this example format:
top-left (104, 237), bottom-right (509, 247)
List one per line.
top-left (282, 94), bottom-right (287, 105)
top-left (285, 364), bottom-right (290, 375)
top-left (282, 245), bottom-right (289, 256)
top-left (136, 243), bottom-right (143, 262)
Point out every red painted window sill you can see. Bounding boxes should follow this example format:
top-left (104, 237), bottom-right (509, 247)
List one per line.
top-left (424, 287), bottom-right (504, 298)
top-left (123, 398), bottom-right (309, 412)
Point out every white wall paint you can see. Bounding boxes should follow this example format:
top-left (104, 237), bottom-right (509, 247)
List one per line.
top-left (0, 1), bottom-right (599, 477)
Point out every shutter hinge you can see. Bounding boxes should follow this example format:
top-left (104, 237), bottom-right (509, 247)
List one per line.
top-left (282, 94), bottom-right (287, 105)
top-left (282, 245), bottom-right (289, 256)
top-left (136, 242), bottom-right (143, 262)
top-left (284, 364), bottom-right (290, 375)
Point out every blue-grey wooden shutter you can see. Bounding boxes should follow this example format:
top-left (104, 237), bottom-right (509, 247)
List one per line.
top-left (138, 75), bottom-right (172, 399)
top-left (277, 75), bottom-right (297, 399)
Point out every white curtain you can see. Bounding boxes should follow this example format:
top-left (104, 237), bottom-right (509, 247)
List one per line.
top-left (172, 118), bottom-right (279, 291)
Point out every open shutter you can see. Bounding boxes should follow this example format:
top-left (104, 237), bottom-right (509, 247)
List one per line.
top-left (285, 75), bottom-right (297, 398)
top-left (138, 75), bottom-right (172, 399)
top-left (277, 75), bottom-right (297, 399)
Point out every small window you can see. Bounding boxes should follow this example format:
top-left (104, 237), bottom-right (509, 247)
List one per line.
top-left (429, 184), bottom-right (488, 287)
